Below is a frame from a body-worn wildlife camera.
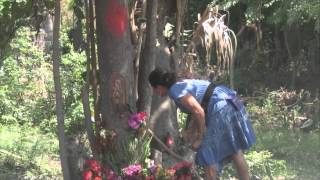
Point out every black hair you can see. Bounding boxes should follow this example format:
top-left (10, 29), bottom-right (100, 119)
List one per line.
top-left (148, 67), bottom-right (177, 89)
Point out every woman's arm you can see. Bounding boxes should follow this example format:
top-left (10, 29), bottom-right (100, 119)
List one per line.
top-left (179, 94), bottom-right (205, 149)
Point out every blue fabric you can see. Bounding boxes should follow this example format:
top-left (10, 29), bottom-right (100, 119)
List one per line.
top-left (168, 79), bottom-right (256, 171)
top-left (169, 79), bottom-right (210, 113)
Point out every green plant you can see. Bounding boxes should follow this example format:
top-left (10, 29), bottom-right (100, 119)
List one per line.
top-left (102, 112), bottom-right (152, 174)
top-left (0, 124), bottom-right (60, 179)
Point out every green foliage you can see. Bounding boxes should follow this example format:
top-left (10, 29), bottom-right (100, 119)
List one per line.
top-left (246, 151), bottom-right (287, 178)
top-left (220, 150), bottom-right (288, 179)
top-left (245, 89), bottom-right (320, 179)
top-left (0, 0), bottom-right (55, 63)
top-left (60, 28), bottom-right (87, 134)
top-left (104, 130), bottom-right (152, 174)
top-left (0, 125), bottom-right (60, 179)
top-left (0, 6), bottom-right (87, 180)
top-left (177, 110), bottom-right (188, 132)
top-left (209, 0), bottom-right (320, 29)
top-left (0, 27), bottom-right (55, 128)
top-left (0, 26), bottom-right (87, 134)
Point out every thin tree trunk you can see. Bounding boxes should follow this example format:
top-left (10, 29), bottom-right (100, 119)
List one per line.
top-left (173, 0), bottom-right (186, 71)
top-left (273, 26), bottom-right (282, 70)
top-left (284, 30), bottom-right (294, 89)
top-left (83, 0), bottom-right (97, 158)
top-left (133, 0), bottom-right (146, 100)
top-left (52, 0), bottom-right (70, 179)
top-left (137, 0), bottom-right (157, 115)
top-left (89, 0), bottom-right (101, 130)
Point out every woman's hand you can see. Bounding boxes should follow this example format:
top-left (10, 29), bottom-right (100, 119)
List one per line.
top-left (191, 138), bottom-right (202, 151)
top-left (179, 94), bottom-right (206, 151)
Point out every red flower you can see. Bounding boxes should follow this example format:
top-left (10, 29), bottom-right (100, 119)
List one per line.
top-left (93, 176), bottom-right (102, 180)
top-left (173, 161), bottom-right (192, 170)
top-left (85, 159), bottom-right (101, 173)
top-left (82, 170), bottom-right (93, 180)
top-left (145, 175), bottom-right (155, 180)
top-left (137, 112), bottom-right (147, 121)
top-left (128, 112), bottom-right (147, 129)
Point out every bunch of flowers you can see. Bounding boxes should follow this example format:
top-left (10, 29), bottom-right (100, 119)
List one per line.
top-left (82, 159), bottom-right (119, 180)
top-left (82, 159), bottom-right (102, 180)
top-left (121, 163), bottom-right (143, 179)
top-left (128, 112), bottom-right (147, 130)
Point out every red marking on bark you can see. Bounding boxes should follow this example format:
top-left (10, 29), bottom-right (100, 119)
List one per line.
top-left (105, 0), bottom-right (128, 38)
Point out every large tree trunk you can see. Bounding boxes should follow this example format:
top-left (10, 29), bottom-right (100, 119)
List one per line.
top-left (95, 0), bottom-right (135, 140)
top-left (137, 0), bottom-right (157, 115)
top-left (52, 0), bottom-right (71, 179)
top-left (148, 0), bottom-right (181, 167)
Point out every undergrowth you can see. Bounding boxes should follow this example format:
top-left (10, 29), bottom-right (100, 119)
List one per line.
top-left (0, 125), bottom-right (61, 180)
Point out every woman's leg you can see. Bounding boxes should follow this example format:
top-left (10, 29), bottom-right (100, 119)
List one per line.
top-left (205, 164), bottom-right (218, 180)
top-left (230, 151), bottom-right (250, 180)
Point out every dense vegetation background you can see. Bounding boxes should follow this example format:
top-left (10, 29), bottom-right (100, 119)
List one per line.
top-left (0, 0), bottom-right (319, 179)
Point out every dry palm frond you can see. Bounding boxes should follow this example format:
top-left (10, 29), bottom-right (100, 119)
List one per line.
top-left (184, 7), bottom-right (237, 87)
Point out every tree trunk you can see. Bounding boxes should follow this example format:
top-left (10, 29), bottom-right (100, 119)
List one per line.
top-left (137, 0), bottom-right (157, 115)
top-left (133, 0), bottom-right (146, 100)
top-left (272, 26), bottom-right (282, 70)
top-left (148, 0), bottom-right (180, 167)
top-left (173, 0), bottom-right (187, 71)
top-left (52, 0), bottom-right (71, 179)
top-left (95, 0), bottom-right (135, 139)
top-left (89, 0), bottom-right (101, 132)
top-left (83, 0), bottom-right (97, 157)
top-left (284, 24), bottom-right (301, 89)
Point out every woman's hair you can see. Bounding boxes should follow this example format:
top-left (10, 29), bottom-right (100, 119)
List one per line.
top-left (148, 67), bottom-right (177, 89)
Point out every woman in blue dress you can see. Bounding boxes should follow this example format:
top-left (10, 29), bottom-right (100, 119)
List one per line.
top-left (148, 67), bottom-right (256, 180)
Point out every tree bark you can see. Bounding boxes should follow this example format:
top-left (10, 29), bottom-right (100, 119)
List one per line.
top-left (284, 24), bottom-right (301, 90)
top-left (89, 0), bottom-right (101, 131)
top-left (52, 0), bottom-right (71, 179)
top-left (137, 0), bottom-right (157, 115)
top-left (272, 26), bottom-right (282, 70)
top-left (133, 0), bottom-right (146, 100)
top-left (83, 0), bottom-right (97, 158)
top-left (95, 0), bottom-right (135, 139)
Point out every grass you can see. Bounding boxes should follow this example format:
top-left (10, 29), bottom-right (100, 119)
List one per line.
top-left (0, 124), bottom-right (61, 179)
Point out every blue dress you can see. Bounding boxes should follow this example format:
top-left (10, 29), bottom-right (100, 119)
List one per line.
top-left (169, 79), bottom-right (256, 171)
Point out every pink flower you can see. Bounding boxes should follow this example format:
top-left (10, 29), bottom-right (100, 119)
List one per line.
top-left (137, 112), bottom-right (147, 121)
top-left (128, 112), bottom-right (147, 129)
top-left (122, 164), bottom-right (142, 177)
top-left (103, 167), bottom-right (119, 180)
top-left (166, 134), bottom-right (174, 146)
top-left (106, 170), bottom-right (119, 180)
top-left (82, 170), bottom-right (93, 180)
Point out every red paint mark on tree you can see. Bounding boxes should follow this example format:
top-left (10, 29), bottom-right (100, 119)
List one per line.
top-left (105, 0), bottom-right (128, 38)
